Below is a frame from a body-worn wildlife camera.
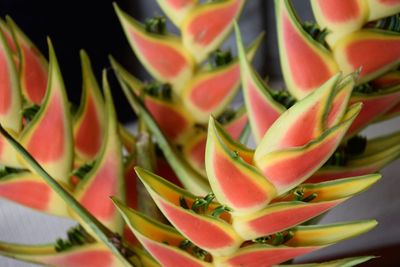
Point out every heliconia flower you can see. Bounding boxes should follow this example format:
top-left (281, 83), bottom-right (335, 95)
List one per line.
top-left (114, 194), bottom-right (376, 267)
top-left (19, 39), bottom-right (73, 184)
top-left (114, 3), bottom-right (195, 93)
top-left (156, 0), bottom-right (198, 27)
top-left (0, 0), bottom-right (395, 265)
top-left (310, 0), bottom-right (369, 45)
top-left (73, 50), bottom-right (105, 162)
top-left (0, 241), bottom-right (126, 267)
top-left (112, 163), bottom-right (379, 266)
top-left (276, 0), bottom-right (339, 99)
top-left (6, 17), bottom-right (48, 104)
top-left (181, 0), bottom-right (245, 63)
top-left (182, 33), bottom-right (263, 123)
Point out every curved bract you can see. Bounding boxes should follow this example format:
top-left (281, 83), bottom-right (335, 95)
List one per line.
top-left (73, 72), bottom-right (125, 234)
top-left (215, 221), bottom-right (376, 267)
top-left (367, 0), bottom-right (400, 21)
top-left (114, 198), bottom-right (212, 267)
top-left (346, 85), bottom-right (400, 136)
top-left (0, 26), bottom-right (21, 133)
top-left (0, 172), bottom-right (69, 217)
top-left (73, 51), bottom-right (105, 161)
top-left (276, 0), bottom-right (339, 99)
top-left (182, 0), bottom-right (245, 63)
top-left (0, 25), bottom-right (23, 168)
top-left (109, 57), bottom-right (195, 143)
top-left (6, 17), bottom-right (48, 105)
top-left (253, 73), bottom-right (357, 194)
top-left (114, 3), bottom-right (194, 93)
top-left (206, 117), bottom-right (276, 214)
top-left (333, 29), bottom-right (400, 84)
top-left (0, 242), bottom-right (125, 267)
top-left (156, 0), bottom-right (198, 27)
top-left (117, 72), bottom-right (211, 195)
top-left (311, 0), bottom-right (368, 45)
top-left (135, 167), bottom-right (242, 256)
top-left (20, 40), bottom-right (73, 184)
top-left (309, 131), bottom-right (400, 183)
top-left (183, 107), bottom-right (249, 175)
top-left (182, 33), bottom-right (263, 123)
top-left (235, 24), bottom-right (285, 143)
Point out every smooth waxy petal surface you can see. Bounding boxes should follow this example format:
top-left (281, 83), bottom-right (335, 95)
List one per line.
top-left (7, 17), bottom-right (48, 104)
top-left (182, 0), bottom-right (245, 63)
top-left (135, 167), bottom-right (242, 256)
top-left (333, 30), bottom-right (400, 84)
top-left (276, 0), bottom-right (339, 99)
top-left (206, 117), bottom-right (276, 214)
top-left (115, 4), bottom-right (194, 93)
top-left (73, 73), bottom-right (125, 233)
top-left (235, 24), bottom-right (285, 143)
top-left (0, 172), bottom-right (69, 217)
top-left (182, 34), bottom-right (263, 123)
top-left (73, 51), bottom-right (105, 161)
top-left (311, 0), bottom-right (368, 45)
top-left (20, 40), bottom-right (73, 184)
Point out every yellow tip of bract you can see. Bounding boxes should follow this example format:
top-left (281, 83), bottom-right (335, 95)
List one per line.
top-left (286, 220), bottom-right (378, 247)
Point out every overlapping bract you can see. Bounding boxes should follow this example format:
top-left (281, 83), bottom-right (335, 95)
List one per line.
top-left (112, 25), bottom-right (382, 263)
top-left (0, 0), bottom-right (398, 266)
top-left (112, 0), bottom-right (258, 182)
top-left (0, 19), bottom-right (138, 266)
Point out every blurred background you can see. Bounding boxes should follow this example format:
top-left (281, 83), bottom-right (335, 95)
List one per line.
top-left (0, 0), bottom-right (399, 266)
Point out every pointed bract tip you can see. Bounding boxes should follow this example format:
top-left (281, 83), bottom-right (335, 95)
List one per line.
top-left (79, 49), bottom-right (89, 60)
top-left (113, 2), bottom-right (123, 17)
top-left (4, 15), bottom-right (15, 26)
top-left (46, 37), bottom-right (57, 63)
top-left (134, 166), bottom-right (147, 178)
